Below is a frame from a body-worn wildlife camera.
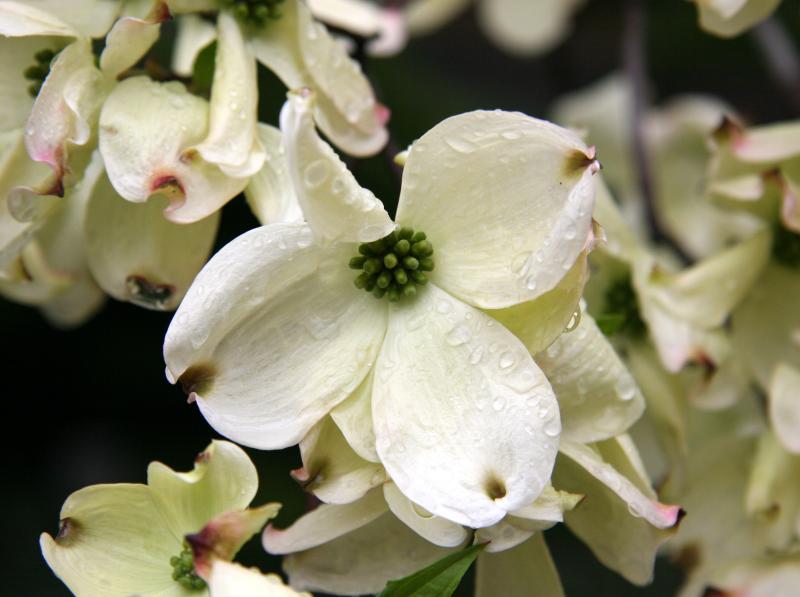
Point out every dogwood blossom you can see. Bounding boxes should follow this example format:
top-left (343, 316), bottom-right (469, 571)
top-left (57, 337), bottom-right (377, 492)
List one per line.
top-left (165, 90), bottom-right (600, 528)
top-left (41, 440), bottom-right (285, 596)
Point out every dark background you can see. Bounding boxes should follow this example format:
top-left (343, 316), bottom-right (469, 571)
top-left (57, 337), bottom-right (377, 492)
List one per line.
top-left (4, 0), bottom-right (798, 594)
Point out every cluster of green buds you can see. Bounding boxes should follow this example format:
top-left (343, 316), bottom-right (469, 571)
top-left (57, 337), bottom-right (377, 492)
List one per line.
top-left (350, 227), bottom-right (435, 302)
top-left (219, 0), bottom-right (286, 25)
top-left (170, 546), bottom-right (207, 591)
top-left (24, 48), bottom-right (58, 98)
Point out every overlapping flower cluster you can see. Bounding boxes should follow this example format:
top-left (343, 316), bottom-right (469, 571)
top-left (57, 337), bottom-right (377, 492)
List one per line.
top-left (0, 1), bottom-right (793, 595)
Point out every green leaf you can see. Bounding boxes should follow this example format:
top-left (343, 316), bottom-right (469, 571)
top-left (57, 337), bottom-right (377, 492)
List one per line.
top-left (192, 41), bottom-right (217, 95)
top-left (595, 312), bottom-right (626, 336)
top-left (377, 542), bottom-right (487, 597)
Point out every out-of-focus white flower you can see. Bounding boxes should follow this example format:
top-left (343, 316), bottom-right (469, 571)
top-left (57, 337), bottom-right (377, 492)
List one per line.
top-left (41, 440), bottom-right (281, 597)
top-left (165, 90), bottom-right (600, 529)
top-left (692, 0), bottom-right (782, 38)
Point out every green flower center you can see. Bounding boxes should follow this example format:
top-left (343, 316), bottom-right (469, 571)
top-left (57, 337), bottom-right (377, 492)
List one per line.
top-left (220, 0), bottom-right (285, 25)
top-left (170, 546), bottom-right (206, 591)
top-left (24, 49), bottom-right (58, 98)
top-left (350, 227), bottom-right (434, 302)
top-left (772, 223), bottom-right (800, 269)
top-left (596, 274), bottom-right (646, 338)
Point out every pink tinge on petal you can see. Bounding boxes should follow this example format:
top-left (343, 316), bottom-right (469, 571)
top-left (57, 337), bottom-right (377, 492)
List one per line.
top-left (655, 503), bottom-right (685, 528)
top-left (150, 174), bottom-right (187, 213)
top-left (375, 103), bottom-right (391, 126)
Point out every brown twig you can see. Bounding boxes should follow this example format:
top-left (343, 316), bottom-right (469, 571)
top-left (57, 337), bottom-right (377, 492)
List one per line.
top-left (623, 0), bottom-right (693, 264)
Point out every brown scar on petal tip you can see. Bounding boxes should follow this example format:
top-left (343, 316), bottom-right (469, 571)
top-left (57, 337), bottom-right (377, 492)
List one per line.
top-left (292, 462), bottom-right (325, 490)
top-left (702, 588), bottom-right (731, 597)
top-left (675, 507), bottom-right (687, 527)
top-left (148, 0), bottom-right (172, 22)
top-left (178, 363), bottom-right (217, 398)
top-left (55, 517), bottom-right (79, 545)
top-left (151, 174), bottom-right (184, 196)
top-left (711, 114), bottom-right (744, 146)
top-left (195, 449), bottom-right (211, 464)
top-left (484, 476), bottom-right (507, 501)
top-left (126, 275), bottom-right (175, 309)
top-left (562, 148), bottom-right (599, 177)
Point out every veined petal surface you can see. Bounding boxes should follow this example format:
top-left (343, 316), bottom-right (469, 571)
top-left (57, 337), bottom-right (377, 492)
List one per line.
top-left (382, 482), bottom-right (469, 547)
top-left (396, 110), bottom-right (597, 309)
top-left (164, 223), bottom-right (387, 449)
top-left (373, 283), bottom-right (560, 528)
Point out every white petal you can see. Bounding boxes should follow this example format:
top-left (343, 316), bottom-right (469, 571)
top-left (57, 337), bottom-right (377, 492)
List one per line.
top-left (769, 364), bottom-right (800, 454)
top-left (697, 0), bottom-right (781, 37)
top-left (488, 248), bottom-right (589, 355)
top-left (478, 0), bottom-right (584, 56)
top-left (172, 14), bottom-right (217, 77)
top-left (244, 124), bottom-right (303, 225)
top-left (251, 0), bottom-right (388, 157)
top-left (283, 511), bottom-right (458, 595)
top-left (330, 370), bottom-right (379, 463)
top-left (208, 561), bottom-right (311, 597)
top-left (0, 36), bottom-right (40, 131)
top-left (396, 110), bottom-right (597, 309)
top-left (40, 484), bottom-right (179, 596)
top-left (263, 488), bottom-right (387, 555)
top-left (193, 13), bottom-right (264, 178)
top-left (99, 76), bottom-right (247, 223)
top-left (475, 534), bottom-right (565, 597)
top-left (99, 2), bottom-right (169, 78)
top-left (708, 556), bottom-right (800, 597)
top-left (405, 0), bottom-right (470, 35)
top-left (535, 307), bottom-right (645, 443)
top-left (510, 484), bottom-right (583, 526)
top-left (279, 90), bottom-right (393, 243)
top-left (163, 223), bottom-right (387, 449)
top-left (474, 519), bottom-right (535, 553)
top-left (26, 38), bottom-right (107, 186)
top-left (16, 0), bottom-right (123, 37)
top-left (0, 2), bottom-right (78, 36)
top-left (294, 415), bottom-right (387, 504)
top-left (373, 284), bottom-right (560, 528)
top-left (732, 264), bottom-right (800, 390)
top-left (307, 0), bottom-right (383, 37)
top-left (555, 440), bottom-right (682, 585)
top-left (147, 440), bottom-right (259, 539)
top-left (84, 164), bottom-right (219, 311)
top-left (382, 482), bottom-right (468, 547)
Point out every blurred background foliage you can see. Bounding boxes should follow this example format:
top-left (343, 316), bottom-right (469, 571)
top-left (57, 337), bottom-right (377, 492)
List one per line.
top-left (4, 0), bottom-right (799, 594)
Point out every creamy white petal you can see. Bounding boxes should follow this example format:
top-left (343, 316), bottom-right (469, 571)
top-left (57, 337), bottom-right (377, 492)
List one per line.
top-left (85, 158), bottom-right (219, 311)
top-left (17, 0), bottom-right (123, 37)
top-left (164, 223), bottom-right (387, 449)
top-left (475, 534), bottom-right (564, 597)
top-left (99, 76), bottom-right (247, 223)
top-left (488, 249), bottom-right (589, 355)
top-left (696, 0), bottom-right (780, 38)
top-left (396, 110), bottom-right (597, 309)
top-left (294, 416), bottom-right (386, 504)
top-left (172, 14), bottom-right (217, 77)
top-left (283, 511), bottom-right (457, 595)
top-left (474, 519), bottom-right (536, 553)
top-left (208, 561), bottom-right (310, 597)
top-left (373, 283), bottom-right (560, 528)
top-left (26, 38), bottom-right (107, 186)
top-left (382, 482), bottom-right (468, 547)
top-left (99, 2), bottom-right (169, 78)
top-left (0, 2), bottom-right (78, 36)
top-left (307, 0), bottom-right (383, 37)
top-left (707, 555), bottom-right (800, 597)
top-left (147, 440), bottom-right (260, 539)
top-left (263, 488), bottom-right (387, 555)
top-left (40, 484), bottom-right (180, 596)
top-left (478, 0), bottom-right (584, 56)
top-left (0, 36), bottom-right (41, 131)
top-left (644, 228), bottom-right (771, 329)
top-left (244, 124), bottom-right (303, 225)
top-left (405, 0), bottom-right (470, 35)
top-left (769, 364), bottom-right (800, 454)
top-left (555, 441), bottom-right (682, 585)
top-left (193, 13), bottom-right (264, 178)
top-left (732, 264), bottom-right (800, 390)
top-left (330, 370), bottom-right (379, 463)
top-left (510, 484), bottom-right (583, 526)
top-left (279, 91), bottom-right (393, 243)
top-left (535, 307), bottom-right (645, 443)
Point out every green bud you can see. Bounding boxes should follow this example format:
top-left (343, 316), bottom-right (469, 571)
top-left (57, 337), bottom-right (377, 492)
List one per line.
top-left (394, 269), bottom-right (408, 285)
top-left (364, 258), bottom-right (382, 274)
top-left (354, 272), bottom-right (370, 289)
top-left (387, 286), bottom-right (401, 302)
top-left (394, 239), bottom-right (411, 255)
top-left (377, 271), bottom-right (392, 289)
top-left (402, 256), bottom-right (419, 270)
top-left (349, 256), bottom-right (367, 269)
top-left (411, 231), bottom-right (427, 242)
top-left (358, 244), bottom-right (373, 256)
top-left (402, 284), bottom-right (417, 298)
top-left (383, 253), bottom-right (398, 269)
top-left (411, 271), bottom-right (428, 284)
top-left (419, 257), bottom-right (434, 271)
top-left (411, 240), bottom-right (433, 257)
top-left (373, 285), bottom-right (387, 298)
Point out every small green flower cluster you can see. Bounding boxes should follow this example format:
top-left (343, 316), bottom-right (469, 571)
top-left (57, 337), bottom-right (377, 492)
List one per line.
top-left (350, 227), bottom-right (435, 302)
top-left (24, 48), bottom-right (58, 98)
top-left (220, 0), bottom-right (286, 26)
top-left (170, 546), bottom-right (207, 591)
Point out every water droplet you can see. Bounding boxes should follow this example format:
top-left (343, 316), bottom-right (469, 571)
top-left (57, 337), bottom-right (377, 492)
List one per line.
top-left (628, 501), bottom-right (644, 518)
top-left (564, 309), bottom-right (581, 332)
top-left (511, 252), bottom-right (531, 275)
top-left (492, 396), bottom-right (506, 411)
top-left (544, 417), bottom-right (561, 437)
top-left (469, 345), bottom-right (485, 364)
top-left (303, 159), bottom-right (328, 188)
top-left (445, 136), bottom-right (476, 153)
top-left (296, 228), bottom-right (313, 248)
top-left (564, 223), bottom-right (577, 240)
top-left (446, 323), bottom-right (472, 346)
top-left (435, 298), bottom-right (452, 314)
top-left (525, 275), bottom-right (537, 291)
top-left (501, 130), bottom-right (520, 140)
top-left (615, 376), bottom-right (637, 401)
top-left (498, 351), bottom-right (516, 369)
top-left (406, 313), bottom-right (426, 331)
top-left (331, 178), bottom-right (345, 195)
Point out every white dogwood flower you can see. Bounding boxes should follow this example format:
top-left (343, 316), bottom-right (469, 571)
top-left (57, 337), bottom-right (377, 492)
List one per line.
top-left (165, 90), bottom-right (599, 528)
